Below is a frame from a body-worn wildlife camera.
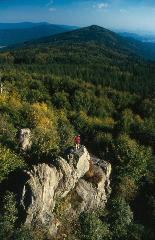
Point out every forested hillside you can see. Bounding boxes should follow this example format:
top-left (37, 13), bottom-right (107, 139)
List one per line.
top-left (3, 25), bottom-right (155, 97)
top-left (0, 25), bottom-right (155, 239)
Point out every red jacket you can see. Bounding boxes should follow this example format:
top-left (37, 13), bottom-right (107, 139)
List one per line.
top-left (75, 136), bottom-right (81, 144)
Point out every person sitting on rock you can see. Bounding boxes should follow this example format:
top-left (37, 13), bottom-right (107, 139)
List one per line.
top-left (75, 135), bottom-right (81, 150)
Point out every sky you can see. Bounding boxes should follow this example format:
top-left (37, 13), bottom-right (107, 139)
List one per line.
top-left (1, 0), bottom-right (155, 32)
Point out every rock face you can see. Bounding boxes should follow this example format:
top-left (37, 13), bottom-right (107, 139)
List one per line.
top-left (21, 146), bottom-right (111, 236)
top-left (19, 128), bottom-right (32, 151)
top-left (75, 161), bottom-right (111, 212)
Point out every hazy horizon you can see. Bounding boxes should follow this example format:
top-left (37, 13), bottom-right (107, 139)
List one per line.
top-left (1, 0), bottom-right (155, 33)
top-left (0, 21), bottom-right (155, 36)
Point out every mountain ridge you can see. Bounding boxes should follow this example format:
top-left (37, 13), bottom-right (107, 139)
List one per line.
top-left (119, 31), bottom-right (155, 43)
top-left (0, 22), bottom-right (50, 29)
top-left (0, 22), bottom-right (77, 30)
top-left (19, 24), bottom-right (155, 61)
top-left (0, 22), bottom-right (78, 46)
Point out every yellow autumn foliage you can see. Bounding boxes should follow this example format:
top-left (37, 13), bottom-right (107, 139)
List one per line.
top-left (30, 102), bottom-right (56, 130)
top-left (29, 103), bottom-right (60, 156)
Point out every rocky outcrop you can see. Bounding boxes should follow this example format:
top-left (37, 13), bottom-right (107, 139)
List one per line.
top-left (75, 161), bottom-right (111, 212)
top-left (21, 164), bottom-right (61, 226)
top-left (19, 128), bottom-right (32, 151)
top-left (21, 146), bottom-right (111, 236)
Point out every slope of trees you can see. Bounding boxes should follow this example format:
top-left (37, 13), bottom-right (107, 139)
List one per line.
top-left (0, 36), bottom-right (155, 239)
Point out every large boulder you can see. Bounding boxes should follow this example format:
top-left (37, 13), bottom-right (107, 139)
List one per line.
top-left (21, 146), bottom-right (111, 236)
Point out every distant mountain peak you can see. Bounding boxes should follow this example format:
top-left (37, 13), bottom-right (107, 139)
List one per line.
top-left (23, 24), bottom-right (121, 46)
top-left (87, 25), bottom-right (105, 30)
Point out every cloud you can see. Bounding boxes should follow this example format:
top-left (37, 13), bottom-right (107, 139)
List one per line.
top-left (46, 0), bottom-right (56, 12)
top-left (93, 2), bottom-right (109, 10)
top-left (49, 7), bottom-right (56, 12)
top-left (97, 3), bottom-right (109, 9)
top-left (46, 0), bottom-right (54, 7)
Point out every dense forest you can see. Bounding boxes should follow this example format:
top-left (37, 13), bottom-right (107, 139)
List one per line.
top-left (0, 25), bottom-right (155, 240)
